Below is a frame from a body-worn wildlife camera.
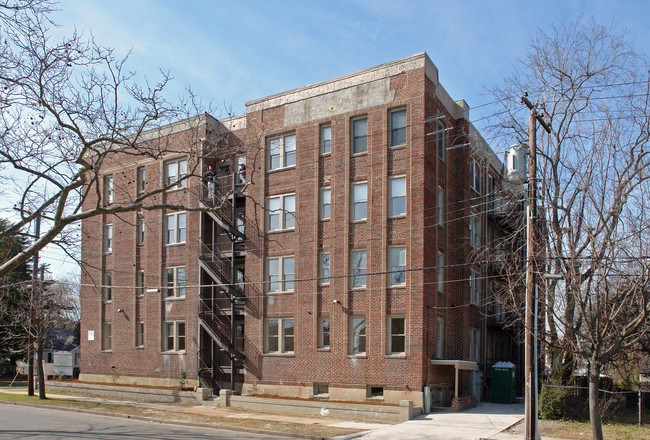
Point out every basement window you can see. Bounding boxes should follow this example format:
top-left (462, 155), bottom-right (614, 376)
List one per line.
top-left (313, 383), bottom-right (329, 397)
top-left (367, 386), bottom-right (384, 399)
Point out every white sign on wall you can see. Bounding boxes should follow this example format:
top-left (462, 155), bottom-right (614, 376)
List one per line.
top-left (88, 330), bottom-right (95, 341)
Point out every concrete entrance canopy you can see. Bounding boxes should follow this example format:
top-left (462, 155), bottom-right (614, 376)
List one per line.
top-left (429, 360), bottom-right (478, 399)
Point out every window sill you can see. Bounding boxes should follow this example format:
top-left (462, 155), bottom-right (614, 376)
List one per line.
top-left (389, 144), bottom-right (407, 150)
top-left (165, 242), bottom-right (187, 247)
top-left (263, 353), bottom-right (295, 358)
top-left (320, 152), bottom-right (331, 157)
top-left (165, 186), bottom-right (188, 193)
top-left (351, 151), bottom-right (368, 157)
top-left (267, 228), bottom-right (295, 235)
top-left (386, 353), bottom-right (406, 359)
top-left (104, 251), bottom-right (113, 255)
top-left (348, 354), bottom-right (367, 359)
top-left (267, 165), bottom-right (296, 174)
top-left (101, 350), bottom-right (112, 353)
top-left (135, 346), bottom-right (144, 350)
top-left (350, 219), bottom-right (367, 224)
top-left (317, 347), bottom-right (331, 352)
top-left (164, 296), bottom-right (186, 301)
top-left (162, 351), bottom-right (186, 355)
top-left (388, 285), bottom-right (406, 290)
top-left (389, 214), bottom-right (407, 219)
top-left (350, 287), bottom-right (366, 291)
top-left (320, 217), bottom-right (330, 222)
top-left (266, 290), bottom-right (294, 296)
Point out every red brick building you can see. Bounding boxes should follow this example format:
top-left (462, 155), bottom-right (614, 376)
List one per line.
top-left (80, 53), bottom-right (522, 409)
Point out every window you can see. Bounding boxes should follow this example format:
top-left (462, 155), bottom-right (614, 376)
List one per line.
top-left (437, 121), bottom-right (446, 160)
top-left (164, 267), bottom-right (186, 298)
top-left (320, 187), bottom-right (331, 220)
top-left (320, 124), bottom-right (331, 155)
top-left (267, 193), bottom-right (295, 232)
top-left (104, 175), bottom-right (114, 205)
top-left (469, 213), bottom-right (481, 248)
top-left (437, 187), bottom-right (444, 225)
top-left (350, 250), bottom-right (367, 289)
top-left (389, 176), bottom-right (406, 216)
top-left (351, 117), bottom-right (368, 154)
top-left (390, 108), bottom-right (406, 147)
top-left (469, 269), bottom-right (480, 305)
top-left (137, 166), bottom-right (145, 193)
top-left (135, 321), bottom-right (144, 347)
top-left (137, 215), bottom-right (145, 244)
top-left (267, 256), bottom-right (294, 293)
top-left (318, 317), bottom-right (330, 349)
top-left (367, 386), bottom-right (384, 398)
top-left (102, 322), bottom-right (112, 351)
top-left (103, 272), bottom-right (112, 302)
top-left (104, 224), bottom-right (113, 253)
top-left (389, 246), bottom-right (406, 286)
top-left (164, 212), bottom-right (186, 244)
top-left (351, 182), bottom-right (367, 221)
top-left (164, 158), bottom-right (188, 189)
top-left (349, 316), bottom-right (366, 354)
top-left (313, 383), bottom-right (329, 397)
top-left (469, 157), bottom-right (481, 193)
top-left (164, 321), bottom-right (185, 352)
top-left (135, 270), bottom-right (144, 297)
top-left (436, 318), bottom-right (444, 358)
top-left (268, 133), bottom-right (296, 170)
top-left (264, 318), bottom-right (294, 353)
top-left (387, 316), bottom-right (405, 354)
top-left (319, 252), bottom-right (330, 285)
top-left (469, 328), bottom-right (480, 361)
top-left (437, 252), bottom-right (444, 292)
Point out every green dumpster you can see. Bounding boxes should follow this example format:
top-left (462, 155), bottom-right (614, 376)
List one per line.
top-left (491, 362), bottom-right (516, 404)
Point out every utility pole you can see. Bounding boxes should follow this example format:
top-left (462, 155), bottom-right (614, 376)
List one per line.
top-left (521, 94), bottom-right (551, 440)
top-left (27, 212), bottom-right (41, 397)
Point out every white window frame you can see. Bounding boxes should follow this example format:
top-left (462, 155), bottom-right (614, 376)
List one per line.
top-left (104, 175), bottom-right (114, 205)
top-left (437, 187), bottom-right (444, 225)
top-left (389, 246), bottom-right (406, 287)
top-left (320, 187), bottom-right (331, 220)
top-left (387, 315), bottom-right (405, 355)
top-left (350, 249), bottom-right (367, 289)
top-left (163, 320), bottom-right (185, 352)
top-left (103, 272), bottom-right (112, 302)
top-left (104, 224), bottom-right (113, 253)
top-left (164, 157), bottom-right (188, 190)
top-left (135, 321), bottom-right (144, 347)
top-left (319, 252), bottom-right (330, 285)
top-left (102, 321), bottom-right (112, 351)
top-left (351, 116), bottom-right (368, 154)
top-left (389, 108), bottom-right (407, 147)
top-left (137, 214), bottom-right (145, 244)
top-left (469, 269), bottom-right (481, 305)
top-left (320, 124), bottom-right (331, 155)
top-left (267, 193), bottom-right (296, 232)
top-left (389, 175), bottom-right (406, 217)
top-left (469, 328), bottom-right (480, 361)
top-left (135, 270), bottom-right (144, 297)
top-left (137, 166), bottom-right (145, 194)
top-left (469, 157), bottom-right (481, 193)
top-left (164, 266), bottom-right (186, 298)
top-left (469, 213), bottom-right (481, 249)
top-left (318, 317), bottom-right (330, 349)
top-left (268, 133), bottom-right (296, 171)
top-left (351, 182), bottom-right (368, 222)
top-left (267, 256), bottom-right (295, 293)
top-left (437, 252), bottom-right (444, 293)
top-left (164, 211), bottom-right (186, 245)
top-left (436, 318), bottom-right (444, 358)
top-left (349, 316), bottom-right (366, 355)
top-left (264, 317), bottom-right (294, 354)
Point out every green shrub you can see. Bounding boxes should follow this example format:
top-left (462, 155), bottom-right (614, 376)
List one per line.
top-left (540, 386), bottom-right (571, 420)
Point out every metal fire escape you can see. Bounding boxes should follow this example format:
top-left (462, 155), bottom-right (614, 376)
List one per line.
top-left (198, 171), bottom-right (246, 393)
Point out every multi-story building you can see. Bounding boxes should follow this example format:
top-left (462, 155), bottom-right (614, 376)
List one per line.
top-left (80, 52), bottom-right (522, 410)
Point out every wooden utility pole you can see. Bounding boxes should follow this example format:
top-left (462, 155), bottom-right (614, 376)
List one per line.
top-left (521, 95), bottom-right (551, 440)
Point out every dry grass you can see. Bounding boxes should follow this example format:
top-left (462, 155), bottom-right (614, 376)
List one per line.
top-left (505, 418), bottom-right (650, 440)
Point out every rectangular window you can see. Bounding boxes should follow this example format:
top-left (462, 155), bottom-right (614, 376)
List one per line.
top-left (469, 157), bottom-right (481, 193)
top-left (350, 250), bottom-right (367, 289)
top-left (469, 328), bottom-right (480, 361)
top-left (164, 212), bottom-right (186, 244)
top-left (437, 252), bottom-right (444, 292)
top-left (164, 321), bottom-right (185, 352)
top-left (268, 133), bottom-right (296, 170)
top-left (104, 175), bottom-right (114, 205)
top-left (387, 316), bottom-right (405, 354)
top-left (320, 124), bottom-right (331, 155)
top-left (102, 322), bottom-right (112, 351)
top-left (137, 215), bottom-right (145, 244)
top-left (137, 166), bottom-right (145, 194)
top-left (436, 318), bottom-right (444, 358)
top-left (313, 383), bottom-right (329, 397)
top-left (389, 246), bottom-right (406, 286)
top-left (437, 121), bottom-right (446, 160)
top-left (267, 193), bottom-right (296, 232)
top-left (351, 182), bottom-right (367, 221)
top-left (318, 317), bottom-right (330, 349)
top-left (469, 213), bottom-right (481, 248)
top-left (368, 386), bottom-right (384, 398)
top-left (351, 117), bottom-right (368, 154)
top-left (319, 252), bottom-right (330, 285)
top-left (164, 267), bottom-right (186, 298)
top-left (320, 187), bottom-right (331, 220)
top-left (390, 108), bottom-right (406, 147)
top-left (103, 272), bottom-right (112, 302)
top-left (389, 176), bottom-right (406, 217)
top-left (437, 187), bottom-right (444, 225)
top-left (469, 269), bottom-right (480, 305)
top-left (164, 158), bottom-right (188, 189)
top-left (267, 256), bottom-right (295, 293)
top-left (264, 318), bottom-right (294, 353)
top-left (135, 321), bottom-right (144, 347)
top-left (349, 316), bottom-right (366, 355)
top-left (136, 270), bottom-right (144, 297)
top-left (104, 224), bottom-right (113, 253)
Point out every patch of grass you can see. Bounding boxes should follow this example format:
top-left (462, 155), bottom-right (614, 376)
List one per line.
top-left (506, 418), bottom-right (650, 440)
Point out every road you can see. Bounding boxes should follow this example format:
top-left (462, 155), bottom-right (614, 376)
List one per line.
top-left (0, 403), bottom-right (285, 440)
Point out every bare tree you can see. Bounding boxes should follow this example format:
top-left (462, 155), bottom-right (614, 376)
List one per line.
top-left (489, 18), bottom-right (650, 440)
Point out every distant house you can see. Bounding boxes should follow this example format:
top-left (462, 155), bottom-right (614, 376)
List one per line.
top-left (43, 329), bottom-right (80, 378)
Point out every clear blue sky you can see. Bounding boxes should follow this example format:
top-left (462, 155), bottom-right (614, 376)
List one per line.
top-left (42, 0), bottom-right (650, 278)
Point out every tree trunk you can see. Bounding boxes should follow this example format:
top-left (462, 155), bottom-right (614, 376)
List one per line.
top-left (588, 361), bottom-right (603, 440)
top-left (36, 338), bottom-right (46, 399)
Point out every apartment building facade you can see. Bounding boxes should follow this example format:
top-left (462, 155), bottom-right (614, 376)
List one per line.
top-left (79, 52), bottom-right (522, 409)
